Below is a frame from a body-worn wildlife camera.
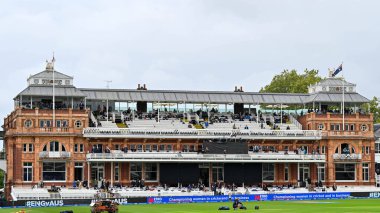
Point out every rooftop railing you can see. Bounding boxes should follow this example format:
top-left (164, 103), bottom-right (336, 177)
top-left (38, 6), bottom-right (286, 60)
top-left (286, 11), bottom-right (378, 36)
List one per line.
top-left (83, 128), bottom-right (322, 140)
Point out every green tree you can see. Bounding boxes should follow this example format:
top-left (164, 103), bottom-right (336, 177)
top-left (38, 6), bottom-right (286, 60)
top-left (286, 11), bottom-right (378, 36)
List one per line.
top-left (260, 69), bottom-right (322, 93)
top-left (0, 170), bottom-right (3, 189)
top-left (366, 97), bottom-right (380, 123)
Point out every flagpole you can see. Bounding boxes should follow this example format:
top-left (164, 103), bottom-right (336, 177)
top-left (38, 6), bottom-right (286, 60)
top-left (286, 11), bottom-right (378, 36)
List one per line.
top-left (342, 75), bottom-right (345, 130)
top-left (342, 63), bottom-right (345, 131)
top-left (52, 57), bottom-right (55, 128)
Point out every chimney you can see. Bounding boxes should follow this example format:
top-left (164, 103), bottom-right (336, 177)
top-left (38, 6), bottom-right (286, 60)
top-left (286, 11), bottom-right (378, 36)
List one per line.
top-left (235, 86), bottom-right (237, 92)
top-left (138, 84), bottom-right (140, 90)
top-left (143, 84), bottom-right (146, 90)
top-left (240, 86), bottom-right (243, 92)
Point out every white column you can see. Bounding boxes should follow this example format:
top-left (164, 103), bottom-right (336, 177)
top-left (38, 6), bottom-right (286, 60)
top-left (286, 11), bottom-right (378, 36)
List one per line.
top-left (158, 104), bottom-right (160, 123)
top-left (111, 162), bottom-right (114, 187)
top-left (280, 103), bottom-right (283, 124)
top-left (71, 97), bottom-right (74, 109)
top-left (87, 162), bottom-right (91, 187)
top-left (106, 99), bottom-right (109, 122)
top-left (30, 97), bottom-right (33, 109)
top-left (84, 98), bottom-right (87, 110)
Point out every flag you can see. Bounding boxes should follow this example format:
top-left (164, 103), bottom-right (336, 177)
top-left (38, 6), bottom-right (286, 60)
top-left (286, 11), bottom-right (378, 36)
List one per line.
top-left (332, 64), bottom-right (342, 77)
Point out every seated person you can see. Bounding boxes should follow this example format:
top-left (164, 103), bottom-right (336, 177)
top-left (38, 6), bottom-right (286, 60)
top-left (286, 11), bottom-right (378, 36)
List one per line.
top-left (232, 198), bottom-right (246, 210)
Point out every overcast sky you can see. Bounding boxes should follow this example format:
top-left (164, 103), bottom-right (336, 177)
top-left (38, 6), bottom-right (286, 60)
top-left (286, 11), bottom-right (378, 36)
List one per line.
top-left (0, 0), bottom-right (379, 127)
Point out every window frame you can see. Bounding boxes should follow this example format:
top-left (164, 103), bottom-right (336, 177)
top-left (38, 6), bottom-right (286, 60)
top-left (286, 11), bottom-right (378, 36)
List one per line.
top-left (23, 162), bottom-right (33, 182)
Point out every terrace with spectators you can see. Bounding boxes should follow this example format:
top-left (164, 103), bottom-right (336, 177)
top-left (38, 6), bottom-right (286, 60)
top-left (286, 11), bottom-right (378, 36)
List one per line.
top-left (11, 184), bottom-right (380, 201)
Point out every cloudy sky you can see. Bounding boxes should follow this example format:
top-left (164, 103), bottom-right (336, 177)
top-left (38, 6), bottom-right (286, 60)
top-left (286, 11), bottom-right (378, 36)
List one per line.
top-left (0, 0), bottom-right (379, 127)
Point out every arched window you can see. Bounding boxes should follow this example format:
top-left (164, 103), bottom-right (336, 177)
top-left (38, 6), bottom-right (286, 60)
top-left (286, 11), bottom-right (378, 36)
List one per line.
top-left (50, 141), bottom-right (59, 152)
top-left (43, 141), bottom-right (66, 152)
top-left (336, 143), bottom-right (355, 154)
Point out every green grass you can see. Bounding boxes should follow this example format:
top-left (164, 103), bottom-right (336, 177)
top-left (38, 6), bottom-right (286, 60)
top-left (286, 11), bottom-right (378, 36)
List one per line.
top-left (1, 199), bottom-right (380, 213)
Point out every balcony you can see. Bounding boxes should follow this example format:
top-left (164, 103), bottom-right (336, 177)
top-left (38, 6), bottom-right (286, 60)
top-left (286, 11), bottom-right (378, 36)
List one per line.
top-left (39, 151), bottom-right (71, 159)
top-left (321, 131), bottom-right (372, 139)
top-left (86, 151), bottom-right (325, 163)
top-left (333, 153), bottom-right (362, 161)
top-left (6, 127), bottom-right (82, 137)
top-left (83, 128), bottom-right (322, 140)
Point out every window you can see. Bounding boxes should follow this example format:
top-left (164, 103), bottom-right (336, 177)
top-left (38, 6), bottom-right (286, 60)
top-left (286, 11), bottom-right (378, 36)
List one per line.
top-left (74, 120), bottom-right (82, 128)
top-left (335, 164), bottom-right (355, 181)
top-left (318, 124), bottom-right (324, 130)
top-left (23, 162), bottom-right (33, 181)
top-left (23, 144), bottom-right (33, 152)
top-left (114, 144), bottom-right (120, 150)
top-left (144, 163), bottom-right (158, 181)
top-left (212, 163), bottom-right (224, 182)
top-left (166, 144), bottom-right (173, 152)
top-left (137, 144), bottom-right (143, 152)
top-left (362, 163), bottom-right (369, 181)
top-left (262, 163), bottom-right (274, 181)
top-left (365, 146), bottom-right (370, 155)
top-left (39, 120), bottom-right (52, 127)
top-left (43, 162), bottom-right (66, 181)
top-left (50, 141), bottom-right (59, 152)
top-left (344, 124), bottom-right (355, 131)
top-left (284, 163), bottom-right (289, 181)
top-left (74, 144), bottom-right (84, 153)
top-left (130, 162), bottom-right (142, 180)
top-left (152, 145), bottom-right (158, 152)
top-left (375, 143), bottom-right (380, 154)
top-left (320, 146), bottom-right (326, 154)
top-left (182, 145), bottom-right (189, 152)
top-left (56, 120), bottom-right (61, 128)
top-left (34, 79), bottom-right (39, 84)
top-left (159, 144), bottom-right (165, 152)
top-left (145, 144), bottom-right (151, 152)
top-left (317, 163), bottom-right (325, 182)
top-left (330, 124), bottom-right (340, 131)
top-left (24, 120), bottom-right (32, 128)
top-left (341, 143), bottom-right (350, 154)
top-left (360, 124), bottom-right (368, 132)
top-left (61, 144), bottom-right (66, 152)
top-left (65, 80), bottom-right (70, 85)
top-left (29, 144), bottom-right (34, 152)
top-left (62, 120), bottom-right (68, 127)
top-left (114, 163), bottom-right (119, 182)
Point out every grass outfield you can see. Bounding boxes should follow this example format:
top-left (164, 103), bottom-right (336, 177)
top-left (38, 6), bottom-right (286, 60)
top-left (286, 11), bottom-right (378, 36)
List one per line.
top-left (0, 199), bottom-right (379, 213)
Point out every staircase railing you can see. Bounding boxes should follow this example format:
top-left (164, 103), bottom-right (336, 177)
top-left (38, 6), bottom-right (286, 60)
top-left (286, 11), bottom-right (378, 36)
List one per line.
top-left (289, 114), bottom-right (302, 130)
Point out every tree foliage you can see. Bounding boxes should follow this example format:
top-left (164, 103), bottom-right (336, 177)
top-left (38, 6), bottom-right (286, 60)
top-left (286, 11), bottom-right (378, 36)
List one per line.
top-left (260, 69), bottom-right (322, 93)
top-left (366, 97), bottom-right (380, 123)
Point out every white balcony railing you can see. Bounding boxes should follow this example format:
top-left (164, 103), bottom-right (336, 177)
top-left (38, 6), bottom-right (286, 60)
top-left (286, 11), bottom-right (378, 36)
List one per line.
top-left (83, 128), bottom-right (322, 140)
top-left (39, 151), bottom-right (71, 158)
top-left (333, 153), bottom-right (362, 160)
top-left (86, 151), bottom-right (325, 163)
